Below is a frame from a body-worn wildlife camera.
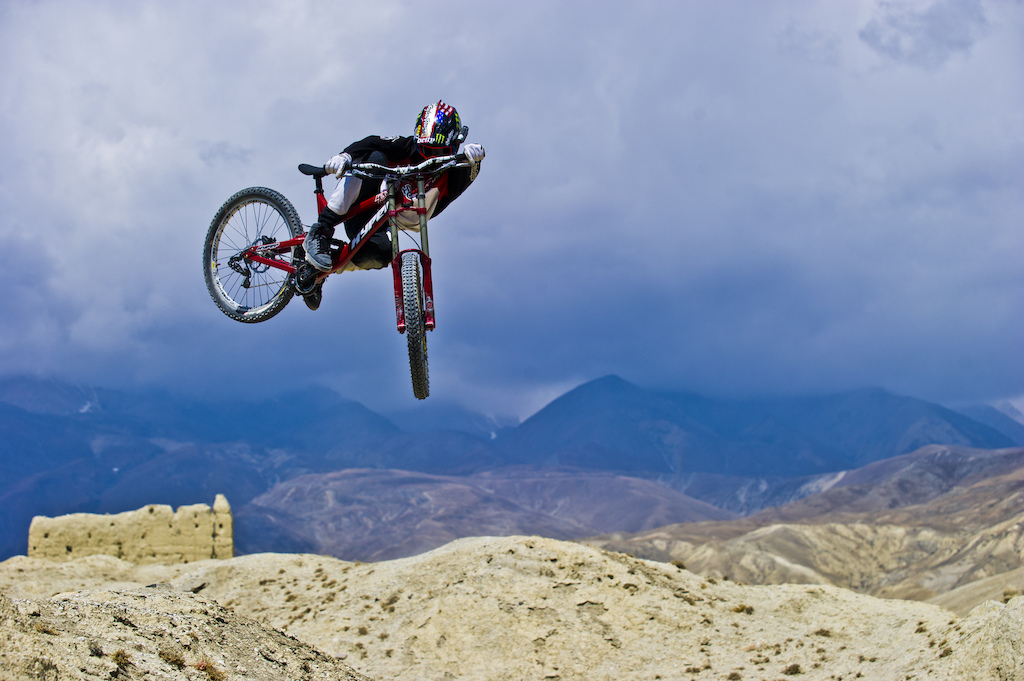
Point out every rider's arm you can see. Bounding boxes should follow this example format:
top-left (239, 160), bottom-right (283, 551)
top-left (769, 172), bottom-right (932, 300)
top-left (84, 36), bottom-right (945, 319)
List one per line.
top-left (342, 135), bottom-right (417, 164)
top-left (432, 154), bottom-right (482, 218)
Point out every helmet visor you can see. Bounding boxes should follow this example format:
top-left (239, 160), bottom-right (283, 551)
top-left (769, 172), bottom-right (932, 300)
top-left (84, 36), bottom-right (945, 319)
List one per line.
top-left (416, 141), bottom-right (456, 158)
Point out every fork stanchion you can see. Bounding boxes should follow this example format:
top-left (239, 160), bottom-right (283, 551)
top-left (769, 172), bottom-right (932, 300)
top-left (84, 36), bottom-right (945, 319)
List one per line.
top-left (388, 185), bottom-right (406, 333)
top-left (417, 179), bottom-right (430, 257)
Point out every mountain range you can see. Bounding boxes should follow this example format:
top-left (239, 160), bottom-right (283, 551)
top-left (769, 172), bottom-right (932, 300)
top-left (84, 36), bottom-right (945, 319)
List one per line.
top-left (1, 374), bottom-right (1021, 562)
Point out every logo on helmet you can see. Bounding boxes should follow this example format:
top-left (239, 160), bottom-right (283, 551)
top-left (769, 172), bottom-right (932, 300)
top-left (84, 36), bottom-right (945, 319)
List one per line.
top-left (415, 100), bottom-right (462, 155)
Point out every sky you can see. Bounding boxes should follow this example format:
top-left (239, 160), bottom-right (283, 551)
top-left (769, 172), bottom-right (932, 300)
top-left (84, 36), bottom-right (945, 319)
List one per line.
top-left (0, 0), bottom-right (1021, 420)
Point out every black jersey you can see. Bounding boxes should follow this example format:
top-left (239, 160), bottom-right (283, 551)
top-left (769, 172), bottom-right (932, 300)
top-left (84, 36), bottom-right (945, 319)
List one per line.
top-left (342, 135), bottom-right (478, 218)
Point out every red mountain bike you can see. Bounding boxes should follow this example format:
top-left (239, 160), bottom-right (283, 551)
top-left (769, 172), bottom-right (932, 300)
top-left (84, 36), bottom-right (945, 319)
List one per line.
top-left (203, 155), bottom-right (470, 399)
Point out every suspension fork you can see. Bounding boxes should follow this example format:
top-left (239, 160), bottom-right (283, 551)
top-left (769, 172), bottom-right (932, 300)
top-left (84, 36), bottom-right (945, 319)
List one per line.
top-left (390, 184), bottom-right (406, 332)
top-left (417, 179), bottom-right (436, 331)
top-left (390, 179), bottom-right (436, 333)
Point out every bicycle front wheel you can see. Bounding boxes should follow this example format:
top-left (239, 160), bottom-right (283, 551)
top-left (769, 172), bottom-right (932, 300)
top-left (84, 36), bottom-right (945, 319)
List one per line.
top-left (203, 187), bottom-right (303, 323)
top-left (401, 251), bottom-right (429, 399)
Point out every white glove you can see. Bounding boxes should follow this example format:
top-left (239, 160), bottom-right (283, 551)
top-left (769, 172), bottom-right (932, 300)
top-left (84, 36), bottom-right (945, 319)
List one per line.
top-left (463, 143), bottom-right (485, 163)
top-left (325, 153), bottom-right (352, 178)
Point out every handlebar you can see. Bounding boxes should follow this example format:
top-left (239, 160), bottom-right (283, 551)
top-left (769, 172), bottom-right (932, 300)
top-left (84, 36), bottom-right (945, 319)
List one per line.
top-left (298, 154), bottom-right (471, 182)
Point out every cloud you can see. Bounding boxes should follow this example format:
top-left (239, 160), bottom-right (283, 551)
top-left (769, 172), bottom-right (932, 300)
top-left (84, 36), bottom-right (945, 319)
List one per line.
top-left (0, 0), bottom-right (1021, 418)
top-left (778, 21), bottom-right (843, 66)
top-left (859, 0), bottom-right (988, 68)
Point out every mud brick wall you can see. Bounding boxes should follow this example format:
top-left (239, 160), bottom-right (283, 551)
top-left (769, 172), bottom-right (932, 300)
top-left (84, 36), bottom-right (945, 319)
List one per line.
top-left (28, 494), bottom-right (233, 564)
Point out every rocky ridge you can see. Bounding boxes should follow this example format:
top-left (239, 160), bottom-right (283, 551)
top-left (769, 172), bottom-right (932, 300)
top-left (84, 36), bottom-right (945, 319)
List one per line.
top-left (3, 535), bottom-right (1023, 680)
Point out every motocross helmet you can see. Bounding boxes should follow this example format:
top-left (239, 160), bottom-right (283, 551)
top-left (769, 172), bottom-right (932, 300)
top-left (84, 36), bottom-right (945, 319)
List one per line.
top-left (414, 100), bottom-right (467, 157)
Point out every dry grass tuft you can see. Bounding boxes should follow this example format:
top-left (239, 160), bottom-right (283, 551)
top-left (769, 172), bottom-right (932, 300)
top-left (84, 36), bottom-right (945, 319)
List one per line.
top-left (196, 657), bottom-right (226, 681)
top-left (158, 648), bottom-right (186, 668)
top-left (112, 649), bottom-right (132, 668)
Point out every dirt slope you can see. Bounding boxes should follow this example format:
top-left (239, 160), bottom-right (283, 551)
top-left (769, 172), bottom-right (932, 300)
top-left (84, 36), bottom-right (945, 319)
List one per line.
top-left (3, 536), bottom-right (1023, 680)
top-left (0, 588), bottom-right (368, 681)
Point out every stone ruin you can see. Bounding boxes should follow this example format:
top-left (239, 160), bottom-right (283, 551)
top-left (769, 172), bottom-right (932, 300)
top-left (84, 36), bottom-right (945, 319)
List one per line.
top-left (27, 495), bottom-right (233, 564)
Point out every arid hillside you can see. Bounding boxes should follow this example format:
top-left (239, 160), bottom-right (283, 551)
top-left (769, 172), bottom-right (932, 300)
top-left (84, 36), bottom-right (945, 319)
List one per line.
top-left (585, 446), bottom-right (1024, 613)
top-left (3, 536), bottom-right (1023, 680)
top-left (237, 466), bottom-right (734, 560)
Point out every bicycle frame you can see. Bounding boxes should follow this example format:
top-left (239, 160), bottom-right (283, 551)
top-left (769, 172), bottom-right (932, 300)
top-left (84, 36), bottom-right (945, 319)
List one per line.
top-left (239, 156), bottom-right (465, 333)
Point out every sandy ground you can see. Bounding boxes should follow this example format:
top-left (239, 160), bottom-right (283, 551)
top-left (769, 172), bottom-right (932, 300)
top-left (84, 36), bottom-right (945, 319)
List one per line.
top-left (2, 536), bottom-right (1022, 680)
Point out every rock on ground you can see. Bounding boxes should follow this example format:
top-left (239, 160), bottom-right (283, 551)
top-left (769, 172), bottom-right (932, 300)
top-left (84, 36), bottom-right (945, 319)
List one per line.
top-left (2, 535), bottom-right (1023, 681)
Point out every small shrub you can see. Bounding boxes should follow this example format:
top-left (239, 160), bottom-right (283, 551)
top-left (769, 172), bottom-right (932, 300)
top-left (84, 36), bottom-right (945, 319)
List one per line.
top-left (732, 604), bottom-right (754, 614)
top-left (782, 662), bottom-right (802, 675)
top-left (813, 628), bottom-right (832, 637)
top-left (112, 649), bottom-right (132, 669)
top-left (33, 621), bottom-right (57, 635)
top-left (159, 648), bottom-right (186, 668)
top-left (671, 560), bottom-right (686, 570)
top-left (196, 658), bottom-right (226, 681)
top-left (88, 641), bottom-right (104, 657)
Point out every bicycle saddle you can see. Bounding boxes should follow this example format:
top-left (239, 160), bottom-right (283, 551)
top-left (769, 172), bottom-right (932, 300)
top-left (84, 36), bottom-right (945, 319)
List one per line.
top-left (298, 163), bottom-right (328, 178)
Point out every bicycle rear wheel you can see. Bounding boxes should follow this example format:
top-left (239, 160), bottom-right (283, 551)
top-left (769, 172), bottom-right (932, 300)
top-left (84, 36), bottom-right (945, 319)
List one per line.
top-left (203, 187), bottom-right (303, 323)
top-left (401, 251), bottom-right (429, 399)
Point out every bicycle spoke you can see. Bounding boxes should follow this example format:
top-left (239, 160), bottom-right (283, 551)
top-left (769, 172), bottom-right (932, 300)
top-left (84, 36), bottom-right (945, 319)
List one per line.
top-left (204, 188), bottom-right (302, 321)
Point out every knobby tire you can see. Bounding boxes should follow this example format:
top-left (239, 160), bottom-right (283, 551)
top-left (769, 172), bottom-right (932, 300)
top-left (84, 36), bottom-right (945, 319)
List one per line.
top-left (203, 187), bottom-right (303, 323)
top-left (401, 251), bottom-right (429, 399)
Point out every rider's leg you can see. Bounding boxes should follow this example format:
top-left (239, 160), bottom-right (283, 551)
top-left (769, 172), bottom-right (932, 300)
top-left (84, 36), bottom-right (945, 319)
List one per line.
top-left (303, 209), bottom-right (340, 272)
top-left (302, 278), bottom-right (323, 311)
top-left (306, 151), bottom-right (389, 273)
top-left (329, 150), bottom-right (385, 224)
top-left (350, 231), bottom-right (394, 269)
top-left (342, 151), bottom-right (393, 269)
top-left (304, 175), bottom-right (363, 272)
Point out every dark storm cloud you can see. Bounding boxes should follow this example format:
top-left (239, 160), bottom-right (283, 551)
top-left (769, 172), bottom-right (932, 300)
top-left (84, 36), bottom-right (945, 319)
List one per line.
top-left (0, 0), bottom-right (1021, 418)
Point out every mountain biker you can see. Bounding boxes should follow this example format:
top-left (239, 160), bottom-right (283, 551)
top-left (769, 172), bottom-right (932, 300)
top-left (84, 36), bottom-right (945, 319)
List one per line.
top-left (299, 100), bottom-right (485, 310)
